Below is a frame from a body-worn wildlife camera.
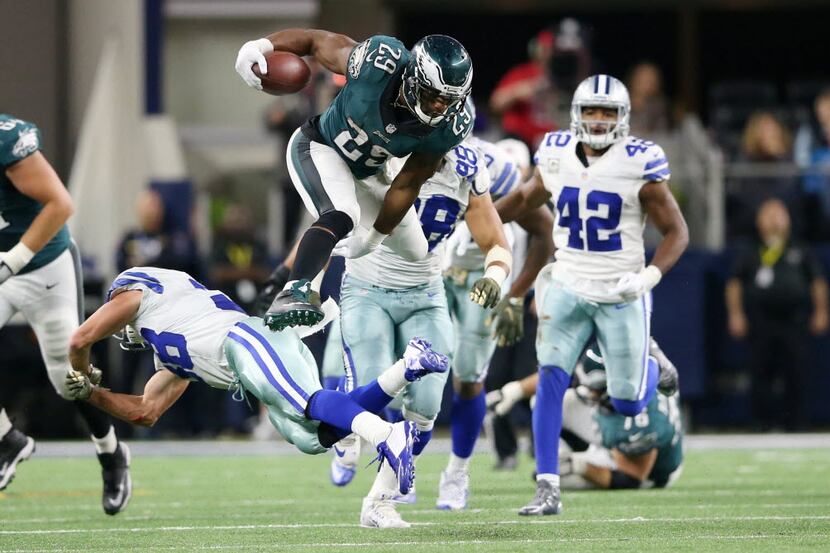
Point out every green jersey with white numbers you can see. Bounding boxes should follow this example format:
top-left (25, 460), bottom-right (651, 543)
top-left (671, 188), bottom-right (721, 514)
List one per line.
top-left (311, 35), bottom-right (473, 180)
top-left (597, 393), bottom-right (684, 487)
top-left (0, 115), bottom-right (70, 274)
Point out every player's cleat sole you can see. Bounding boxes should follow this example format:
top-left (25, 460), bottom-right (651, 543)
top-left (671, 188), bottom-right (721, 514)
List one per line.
top-left (360, 497), bottom-right (411, 528)
top-left (99, 442), bottom-right (132, 516)
top-left (436, 469), bottom-right (469, 510)
top-left (264, 280), bottom-right (324, 331)
top-left (518, 479), bottom-right (563, 516)
top-left (0, 430), bottom-right (35, 491)
top-left (403, 337), bottom-right (449, 381)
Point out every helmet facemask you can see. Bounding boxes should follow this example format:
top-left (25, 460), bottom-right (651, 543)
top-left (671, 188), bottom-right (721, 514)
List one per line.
top-left (114, 324), bottom-right (149, 352)
top-left (402, 35), bottom-right (473, 127)
top-left (571, 103), bottom-right (630, 150)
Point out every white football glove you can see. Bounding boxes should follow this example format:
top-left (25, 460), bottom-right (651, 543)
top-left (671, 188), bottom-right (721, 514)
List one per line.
top-left (0, 262), bottom-right (12, 285)
top-left (234, 38), bottom-right (273, 90)
top-left (485, 381), bottom-right (524, 416)
top-left (609, 265), bottom-right (662, 301)
top-left (332, 228), bottom-right (388, 259)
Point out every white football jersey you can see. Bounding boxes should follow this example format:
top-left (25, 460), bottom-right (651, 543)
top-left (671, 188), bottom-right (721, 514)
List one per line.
top-left (107, 267), bottom-right (249, 389)
top-left (346, 140), bottom-right (490, 289)
top-left (534, 130), bottom-right (670, 302)
top-left (446, 136), bottom-right (523, 270)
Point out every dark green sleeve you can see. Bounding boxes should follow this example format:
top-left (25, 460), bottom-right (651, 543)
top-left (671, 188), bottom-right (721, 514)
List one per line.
top-left (0, 117), bottom-right (42, 168)
top-left (346, 35), bottom-right (408, 85)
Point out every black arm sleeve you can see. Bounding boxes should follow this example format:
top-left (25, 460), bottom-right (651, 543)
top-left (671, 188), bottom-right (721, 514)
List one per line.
top-left (609, 470), bottom-right (643, 489)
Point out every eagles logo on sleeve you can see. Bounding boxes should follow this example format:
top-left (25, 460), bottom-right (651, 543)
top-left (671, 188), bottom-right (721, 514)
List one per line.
top-left (348, 39), bottom-right (371, 79)
top-left (12, 128), bottom-right (39, 159)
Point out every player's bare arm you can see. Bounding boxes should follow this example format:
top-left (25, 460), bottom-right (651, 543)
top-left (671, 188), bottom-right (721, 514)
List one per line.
top-left (494, 168), bottom-right (552, 224)
top-left (68, 291), bottom-right (142, 376)
top-left (465, 192), bottom-right (513, 309)
top-left (236, 29), bottom-right (355, 88)
top-left (582, 448), bottom-right (658, 489)
top-left (639, 181), bottom-right (689, 275)
top-left (86, 370), bottom-right (190, 428)
top-left (509, 205), bottom-right (555, 299)
top-left (374, 151), bottom-right (443, 235)
top-left (4, 151), bottom-right (73, 260)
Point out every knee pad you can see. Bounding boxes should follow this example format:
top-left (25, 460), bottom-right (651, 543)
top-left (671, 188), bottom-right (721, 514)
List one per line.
top-left (316, 210), bottom-right (355, 240)
top-left (402, 407), bottom-right (435, 432)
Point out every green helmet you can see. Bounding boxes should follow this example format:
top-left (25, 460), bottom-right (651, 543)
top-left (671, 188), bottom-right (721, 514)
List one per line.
top-left (402, 34), bottom-right (473, 126)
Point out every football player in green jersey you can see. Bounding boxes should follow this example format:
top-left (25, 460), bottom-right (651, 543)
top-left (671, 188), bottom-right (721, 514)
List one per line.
top-left (0, 115), bottom-right (131, 514)
top-left (236, 30), bottom-right (474, 332)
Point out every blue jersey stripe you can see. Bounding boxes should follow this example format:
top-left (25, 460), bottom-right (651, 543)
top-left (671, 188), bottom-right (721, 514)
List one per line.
top-left (226, 331), bottom-right (305, 414)
top-left (123, 271), bottom-right (161, 283)
top-left (644, 157), bottom-right (668, 171)
top-left (237, 322), bottom-right (310, 402)
top-left (106, 278), bottom-right (163, 301)
top-left (497, 170), bottom-right (519, 197)
top-left (644, 168), bottom-right (671, 181)
top-left (490, 162), bottom-right (515, 195)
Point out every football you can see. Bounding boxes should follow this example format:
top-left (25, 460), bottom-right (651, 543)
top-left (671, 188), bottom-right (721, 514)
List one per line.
top-left (253, 51), bottom-right (311, 95)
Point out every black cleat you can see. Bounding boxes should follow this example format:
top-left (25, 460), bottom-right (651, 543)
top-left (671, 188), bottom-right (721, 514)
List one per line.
top-left (263, 279), bottom-right (323, 332)
top-left (650, 338), bottom-right (679, 396)
top-left (0, 428), bottom-right (35, 491)
top-left (518, 479), bottom-right (563, 516)
top-left (98, 442), bottom-right (132, 515)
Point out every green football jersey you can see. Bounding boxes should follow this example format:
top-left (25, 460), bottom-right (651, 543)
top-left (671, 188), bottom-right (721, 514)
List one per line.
top-left (0, 115), bottom-right (70, 274)
top-left (314, 35), bottom-right (473, 180)
top-left (597, 393), bottom-right (684, 487)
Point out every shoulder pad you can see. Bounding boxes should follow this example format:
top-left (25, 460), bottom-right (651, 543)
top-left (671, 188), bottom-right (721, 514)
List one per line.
top-left (107, 269), bottom-right (165, 301)
top-left (0, 116), bottom-right (41, 168)
top-left (534, 130), bottom-right (573, 162)
top-left (347, 35), bottom-right (408, 83)
top-left (622, 136), bottom-right (670, 182)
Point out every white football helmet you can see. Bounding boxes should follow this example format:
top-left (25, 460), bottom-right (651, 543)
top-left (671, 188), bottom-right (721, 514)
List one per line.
top-left (570, 74), bottom-right (631, 150)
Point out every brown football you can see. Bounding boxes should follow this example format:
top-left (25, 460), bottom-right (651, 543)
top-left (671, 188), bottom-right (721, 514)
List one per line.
top-left (253, 51), bottom-right (311, 95)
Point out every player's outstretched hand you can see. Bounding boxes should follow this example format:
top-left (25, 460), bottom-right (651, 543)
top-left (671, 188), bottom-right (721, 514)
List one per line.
top-left (469, 277), bottom-right (501, 309)
top-left (486, 296), bottom-right (524, 347)
top-left (65, 370), bottom-right (94, 401)
top-left (332, 228), bottom-right (388, 260)
top-left (486, 381), bottom-right (523, 416)
top-left (235, 38), bottom-right (273, 90)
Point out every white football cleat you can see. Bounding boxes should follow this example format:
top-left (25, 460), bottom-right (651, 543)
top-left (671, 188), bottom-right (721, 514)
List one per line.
top-left (360, 497), bottom-right (411, 528)
top-left (375, 421), bottom-right (416, 495)
top-left (436, 469), bottom-right (469, 510)
top-left (329, 434), bottom-right (361, 486)
top-left (403, 338), bottom-right (449, 381)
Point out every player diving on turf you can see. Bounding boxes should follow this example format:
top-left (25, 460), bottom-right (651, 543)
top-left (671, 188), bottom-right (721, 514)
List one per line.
top-left (235, 29), bottom-right (475, 333)
top-left (64, 267), bottom-right (451, 497)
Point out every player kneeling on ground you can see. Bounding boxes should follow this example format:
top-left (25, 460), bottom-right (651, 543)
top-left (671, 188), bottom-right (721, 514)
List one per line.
top-left (65, 267), bottom-right (450, 498)
top-left (488, 339), bottom-right (683, 490)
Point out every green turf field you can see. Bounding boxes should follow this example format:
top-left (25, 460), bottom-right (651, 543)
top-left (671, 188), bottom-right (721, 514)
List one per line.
top-left (1, 447), bottom-right (828, 552)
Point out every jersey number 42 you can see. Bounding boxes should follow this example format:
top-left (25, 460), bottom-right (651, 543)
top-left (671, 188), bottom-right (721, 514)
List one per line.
top-left (556, 186), bottom-right (623, 252)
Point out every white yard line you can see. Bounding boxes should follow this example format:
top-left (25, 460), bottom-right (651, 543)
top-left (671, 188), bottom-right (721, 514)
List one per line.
top-left (2, 514), bottom-right (829, 536)
top-left (3, 534), bottom-right (829, 553)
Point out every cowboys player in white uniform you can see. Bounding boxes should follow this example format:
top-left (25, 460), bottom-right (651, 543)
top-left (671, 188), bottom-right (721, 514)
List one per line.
top-left (494, 74), bottom-right (688, 516)
top-left (333, 139), bottom-right (512, 527)
top-left (65, 267), bottom-right (453, 502)
top-left (437, 136), bottom-right (553, 510)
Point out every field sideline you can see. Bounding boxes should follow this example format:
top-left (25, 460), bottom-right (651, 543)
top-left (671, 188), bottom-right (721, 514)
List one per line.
top-left (1, 436), bottom-right (828, 552)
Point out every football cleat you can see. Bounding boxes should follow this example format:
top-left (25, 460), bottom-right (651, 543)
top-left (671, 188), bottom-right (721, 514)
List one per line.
top-left (98, 442), bottom-right (132, 515)
top-left (264, 279), bottom-right (323, 332)
top-left (403, 338), bottom-right (449, 382)
top-left (0, 428), bottom-right (35, 491)
top-left (518, 479), bottom-right (563, 516)
top-left (650, 338), bottom-right (679, 396)
top-left (330, 434), bottom-right (361, 487)
top-left (375, 421), bottom-right (416, 495)
top-left (360, 497), bottom-right (411, 528)
top-left (436, 469), bottom-right (469, 510)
